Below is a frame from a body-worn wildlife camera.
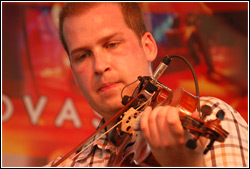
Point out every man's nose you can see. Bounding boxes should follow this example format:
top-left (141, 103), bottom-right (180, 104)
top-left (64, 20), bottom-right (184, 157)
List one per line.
top-left (93, 52), bottom-right (111, 74)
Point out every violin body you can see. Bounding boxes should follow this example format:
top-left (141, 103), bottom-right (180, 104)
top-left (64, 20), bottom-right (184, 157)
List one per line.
top-left (107, 130), bottom-right (159, 166)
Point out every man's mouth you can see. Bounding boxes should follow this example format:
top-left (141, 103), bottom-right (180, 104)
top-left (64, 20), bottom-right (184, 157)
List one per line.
top-left (98, 82), bottom-right (121, 93)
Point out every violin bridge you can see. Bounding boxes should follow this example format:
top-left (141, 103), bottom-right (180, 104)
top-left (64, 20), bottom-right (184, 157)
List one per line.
top-left (120, 107), bottom-right (139, 135)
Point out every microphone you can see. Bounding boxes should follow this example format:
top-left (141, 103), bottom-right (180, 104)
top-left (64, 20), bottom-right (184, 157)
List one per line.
top-left (152, 56), bottom-right (172, 81)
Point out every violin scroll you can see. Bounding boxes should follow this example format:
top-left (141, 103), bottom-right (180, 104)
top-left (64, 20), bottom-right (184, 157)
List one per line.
top-left (157, 87), bottom-right (229, 152)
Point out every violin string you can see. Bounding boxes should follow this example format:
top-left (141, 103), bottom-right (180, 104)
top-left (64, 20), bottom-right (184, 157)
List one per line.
top-left (71, 96), bottom-right (153, 160)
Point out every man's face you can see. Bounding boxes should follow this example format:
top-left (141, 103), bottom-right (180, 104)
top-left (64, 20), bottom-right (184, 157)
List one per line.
top-left (63, 3), bottom-right (155, 120)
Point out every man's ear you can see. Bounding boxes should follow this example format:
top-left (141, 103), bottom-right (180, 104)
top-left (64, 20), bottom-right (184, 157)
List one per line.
top-left (141, 32), bottom-right (158, 62)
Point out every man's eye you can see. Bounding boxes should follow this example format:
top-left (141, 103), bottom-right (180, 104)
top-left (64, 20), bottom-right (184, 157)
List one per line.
top-left (76, 53), bottom-right (90, 62)
top-left (106, 43), bottom-right (118, 48)
top-left (78, 54), bottom-right (86, 60)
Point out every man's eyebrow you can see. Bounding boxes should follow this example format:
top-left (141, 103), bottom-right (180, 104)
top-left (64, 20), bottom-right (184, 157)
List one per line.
top-left (70, 47), bottom-right (89, 57)
top-left (70, 32), bottom-right (123, 57)
top-left (97, 32), bottom-right (123, 44)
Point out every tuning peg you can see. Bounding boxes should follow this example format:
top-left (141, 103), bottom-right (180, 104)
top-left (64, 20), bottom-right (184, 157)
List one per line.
top-left (186, 133), bottom-right (201, 150)
top-left (216, 110), bottom-right (225, 120)
top-left (186, 138), bottom-right (198, 150)
top-left (203, 139), bottom-right (215, 154)
top-left (200, 105), bottom-right (212, 120)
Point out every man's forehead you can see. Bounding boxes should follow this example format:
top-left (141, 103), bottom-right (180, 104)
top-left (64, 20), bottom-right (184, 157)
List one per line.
top-left (63, 3), bottom-right (126, 37)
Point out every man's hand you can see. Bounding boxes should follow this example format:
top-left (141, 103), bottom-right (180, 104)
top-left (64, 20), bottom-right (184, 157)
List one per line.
top-left (140, 106), bottom-right (207, 167)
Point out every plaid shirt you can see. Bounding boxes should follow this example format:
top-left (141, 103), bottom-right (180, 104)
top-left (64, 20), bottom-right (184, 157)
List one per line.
top-left (48, 96), bottom-right (248, 167)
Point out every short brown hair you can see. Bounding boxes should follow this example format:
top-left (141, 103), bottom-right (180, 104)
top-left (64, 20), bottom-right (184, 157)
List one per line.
top-left (59, 2), bottom-right (147, 55)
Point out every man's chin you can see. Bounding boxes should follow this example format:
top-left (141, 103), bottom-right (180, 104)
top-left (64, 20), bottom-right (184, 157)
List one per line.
top-left (97, 101), bottom-right (124, 118)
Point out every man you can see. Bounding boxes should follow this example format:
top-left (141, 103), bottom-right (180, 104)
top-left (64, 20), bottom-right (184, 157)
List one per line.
top-left (47, 2), bottom-right (248, 167)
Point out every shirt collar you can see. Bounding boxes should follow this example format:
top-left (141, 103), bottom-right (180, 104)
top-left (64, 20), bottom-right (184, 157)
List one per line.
top-left (75, 118), bottom-right (115, 161)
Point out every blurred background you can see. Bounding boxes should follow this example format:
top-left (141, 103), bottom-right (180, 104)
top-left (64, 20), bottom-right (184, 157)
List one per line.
top-left (2, 2), bottom-right (248, 167)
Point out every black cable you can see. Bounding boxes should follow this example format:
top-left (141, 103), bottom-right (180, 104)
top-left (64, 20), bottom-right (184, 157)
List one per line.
top-left (169, 55), bottom-right (201, 113)
top-left (121, 79), bottom-right (139, 99)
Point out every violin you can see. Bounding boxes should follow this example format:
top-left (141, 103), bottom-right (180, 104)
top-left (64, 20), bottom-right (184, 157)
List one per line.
top-left (52, 55), bottom-right (229, 167)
